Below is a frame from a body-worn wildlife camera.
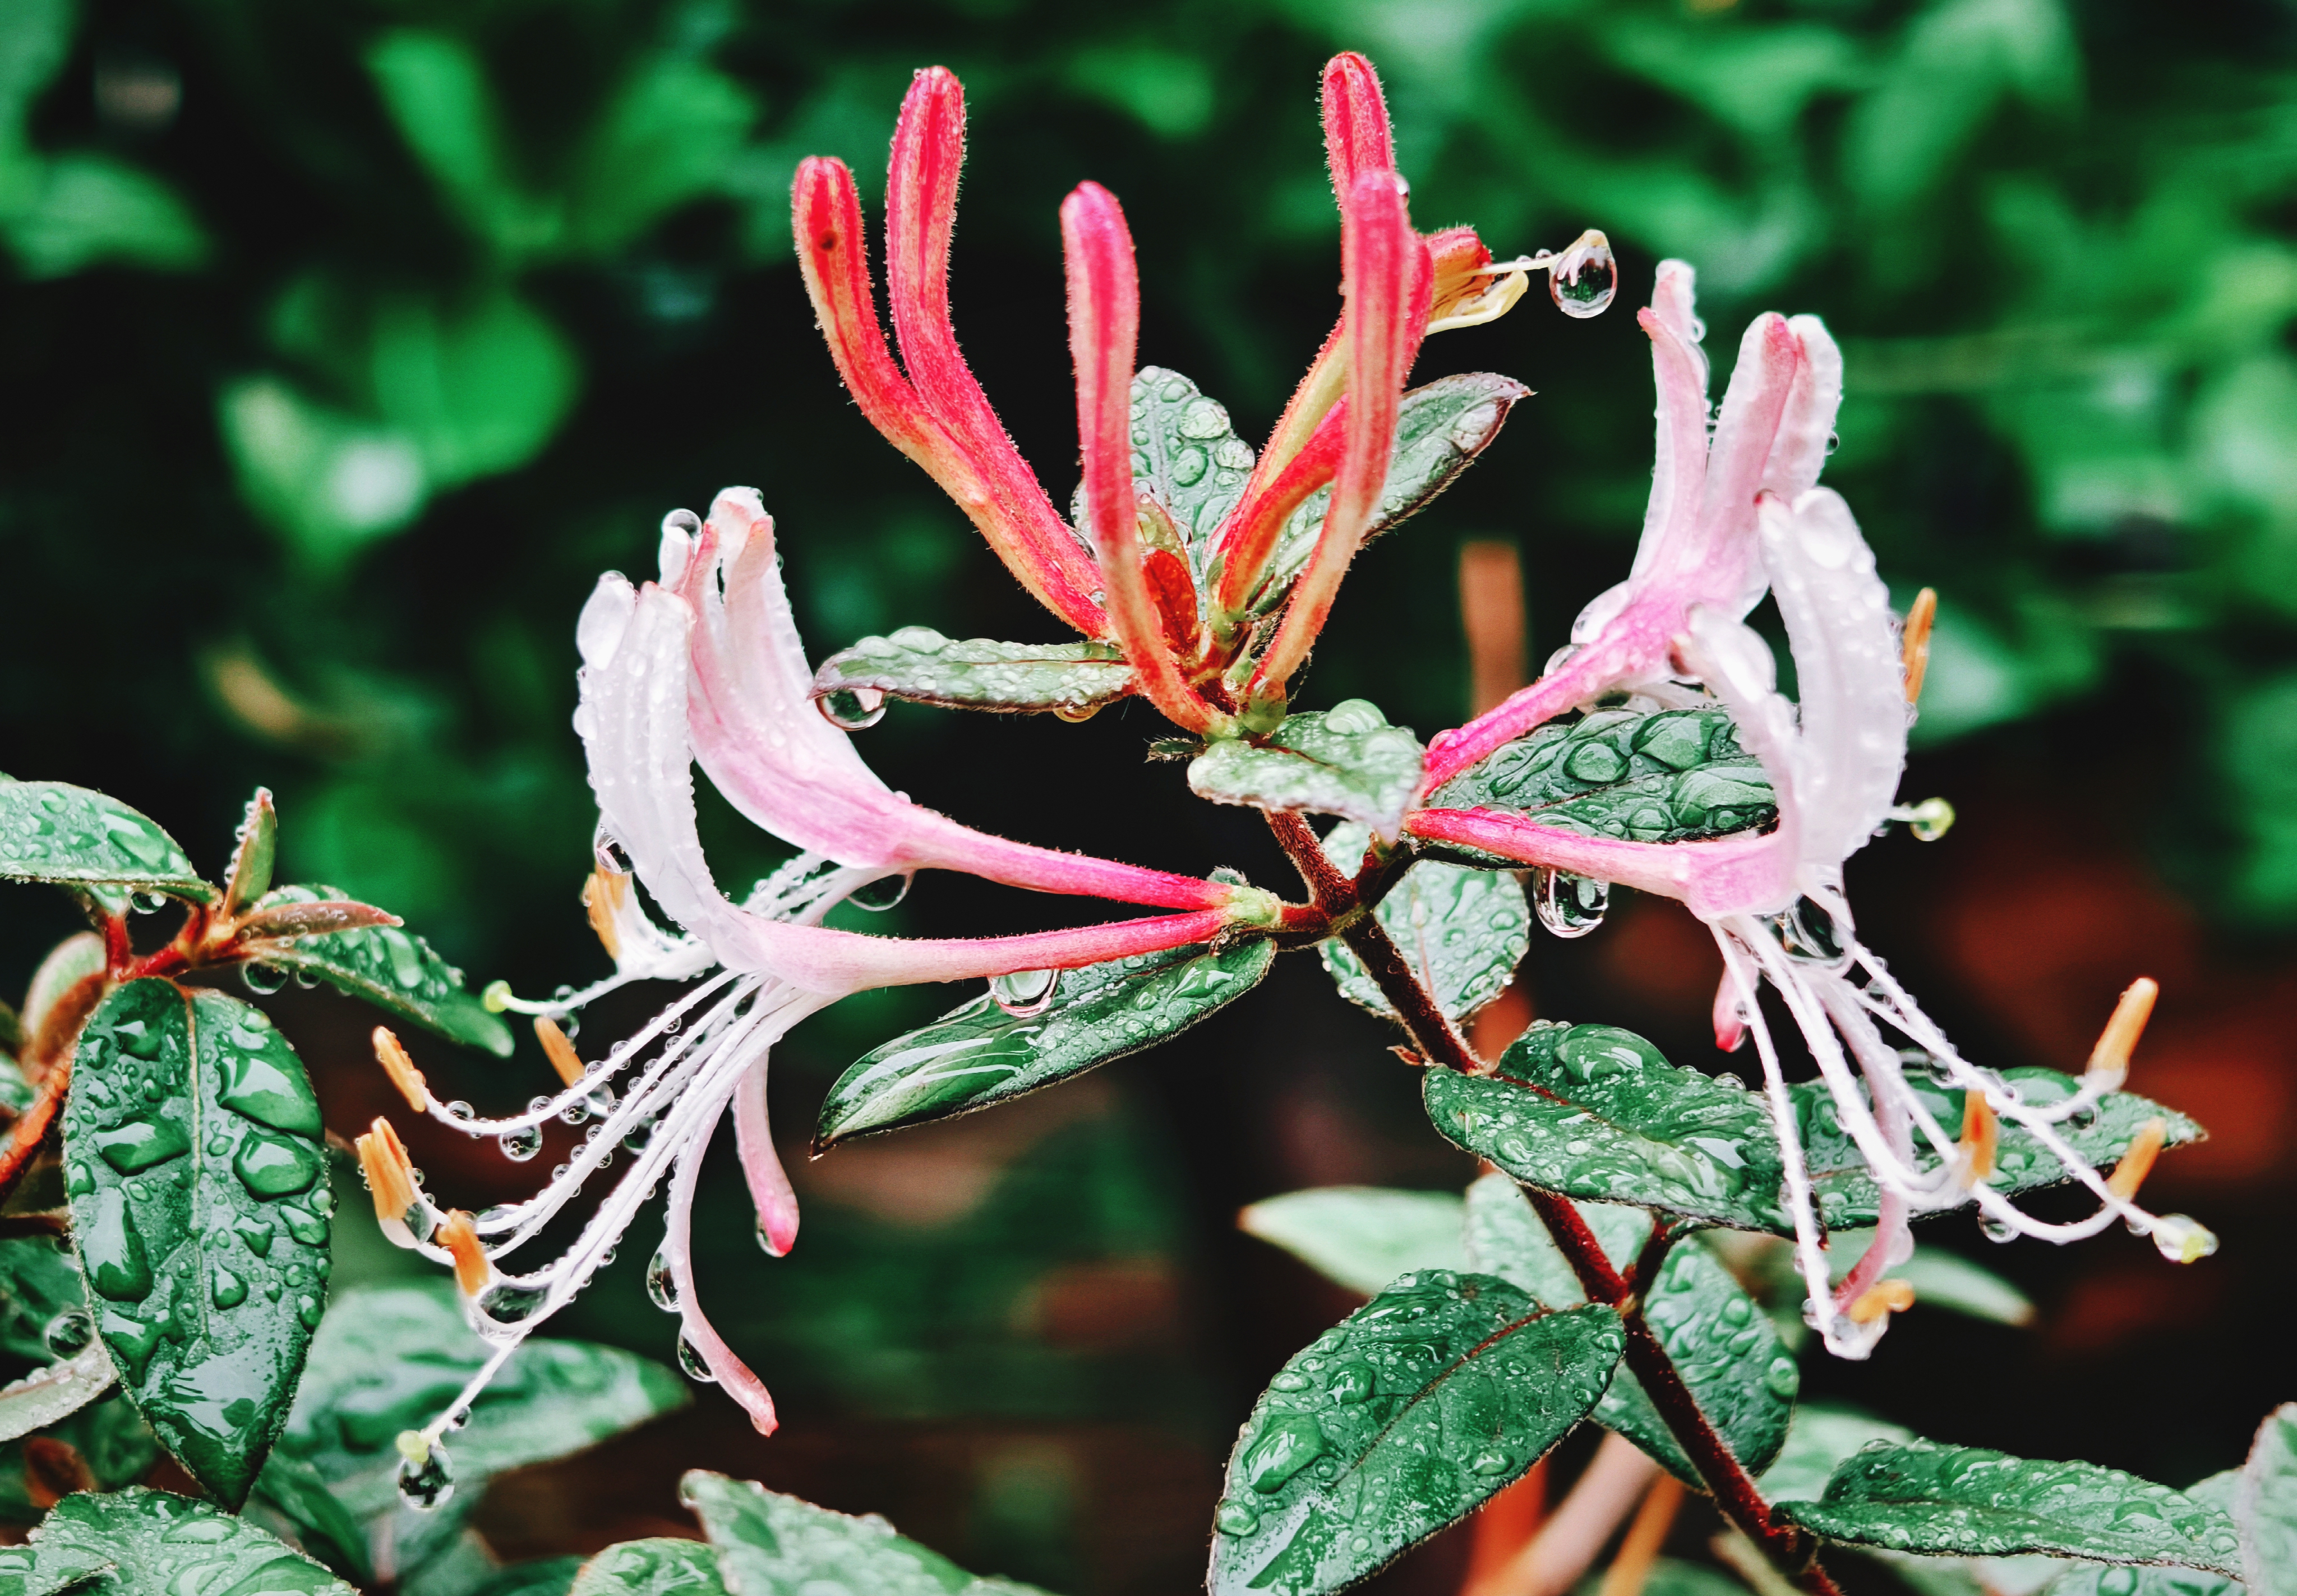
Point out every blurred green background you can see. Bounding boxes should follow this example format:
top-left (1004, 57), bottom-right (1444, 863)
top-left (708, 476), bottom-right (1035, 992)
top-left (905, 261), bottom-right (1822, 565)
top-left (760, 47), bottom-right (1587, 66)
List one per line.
top-left (4, 0), bottom-right (2296, 1590)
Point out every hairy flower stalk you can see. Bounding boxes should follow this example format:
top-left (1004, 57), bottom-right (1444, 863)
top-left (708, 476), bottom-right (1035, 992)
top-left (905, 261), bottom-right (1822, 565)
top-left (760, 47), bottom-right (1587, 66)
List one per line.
top-left (1407, 266), bottom-right (2213, 1358)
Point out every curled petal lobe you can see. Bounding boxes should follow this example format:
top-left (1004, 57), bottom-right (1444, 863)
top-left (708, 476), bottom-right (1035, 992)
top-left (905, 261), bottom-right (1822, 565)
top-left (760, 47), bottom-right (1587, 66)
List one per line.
top-left (1762, 314), bottom-right (1843, 503)
top-left (1321, 53), bottom-right (1395, 206)
top-left (735, 1059), bottom-right (800, 1257)
top-left (667, 1096), bottom-right (778, 1434)
top-left (1682, 313), bottom-right (1802, 616)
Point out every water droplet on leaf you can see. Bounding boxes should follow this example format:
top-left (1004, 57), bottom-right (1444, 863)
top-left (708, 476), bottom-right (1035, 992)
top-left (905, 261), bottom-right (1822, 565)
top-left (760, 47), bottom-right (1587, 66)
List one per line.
top-left (990, 968), bottom-right (1058, 1017)
top-left (43, 1309), bottom-right (93, 1358)
top-left (817, 688), bottom-right (887, 730)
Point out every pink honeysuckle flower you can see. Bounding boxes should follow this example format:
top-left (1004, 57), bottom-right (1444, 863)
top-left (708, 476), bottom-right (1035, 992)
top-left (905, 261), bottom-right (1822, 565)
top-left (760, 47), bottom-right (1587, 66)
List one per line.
top-left (1409, 481), bottom-right (2214, 1359)
top-left (1421, 261), bottom-right (1842, 792)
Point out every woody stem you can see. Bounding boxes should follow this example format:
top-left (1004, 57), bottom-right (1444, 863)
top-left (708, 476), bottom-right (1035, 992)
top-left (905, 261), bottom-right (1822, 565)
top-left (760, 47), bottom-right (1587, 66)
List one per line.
top-left (1261, 813), bottom-right (1842, 1596)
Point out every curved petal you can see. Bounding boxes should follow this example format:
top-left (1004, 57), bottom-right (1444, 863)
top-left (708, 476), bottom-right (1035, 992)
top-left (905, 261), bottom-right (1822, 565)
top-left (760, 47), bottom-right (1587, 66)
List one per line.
top-left (1401, 809), bottom-right (1793, 920)
top-left (666, 1088), bottom-right (779, 1434)
top-left (735, 1056), bottom-right (800, 1257)
top-left (1321, 52), bottom-right (1395, 206)
top-left (1762, 314), bottom-right (1843, 504)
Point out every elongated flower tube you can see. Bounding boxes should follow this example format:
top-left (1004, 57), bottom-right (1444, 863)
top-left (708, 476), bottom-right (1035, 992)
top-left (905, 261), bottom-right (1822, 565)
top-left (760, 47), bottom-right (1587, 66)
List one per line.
top-left (1423, 262), bottom-right (1841, 789)
top-left (1062, 181), bottom-right (1229, 734)
top-left (1247, 170), bottom-right (1432, 703)
top-left (1409, 484), bottom-right (2212, 1357)
top-left (673, 487), bottom-right (1257, 915)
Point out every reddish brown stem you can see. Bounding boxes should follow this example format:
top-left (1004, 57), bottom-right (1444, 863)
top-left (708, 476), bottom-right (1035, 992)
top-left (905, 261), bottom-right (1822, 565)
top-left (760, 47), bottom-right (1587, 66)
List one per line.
top-left (0, 1058), bottom-right (70, 1209)
top-left (1261, 812), bottom-right (1839, 1596)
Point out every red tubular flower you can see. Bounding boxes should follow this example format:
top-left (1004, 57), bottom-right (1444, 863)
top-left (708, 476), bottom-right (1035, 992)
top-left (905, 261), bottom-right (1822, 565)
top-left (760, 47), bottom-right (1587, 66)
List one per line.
top-left (1321, 53), bottom-right (1395, 204)
top-left (1248, 170), bottom-right (1432, 702)
top-left (790, 76), bottom-right (1107, 638)
top-left (1062, 181), bottom-right (1229, 733)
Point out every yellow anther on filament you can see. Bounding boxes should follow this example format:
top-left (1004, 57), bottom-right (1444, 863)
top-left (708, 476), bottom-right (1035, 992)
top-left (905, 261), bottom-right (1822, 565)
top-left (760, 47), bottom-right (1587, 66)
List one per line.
top-left (534, 1016), bottom-right (585, 1088)
top-left (2086, 977), bottom-right (2158, 1092)
top-left (356, 1118), bottom-right (416, 1228)
top-left (371, 1026), bottom-right (428, 1111)
top-left (1959, 1090), bottom-right (1998, 1184)
top-left (2107, 1117), bottom-right (2169, 1202)
top-left (1848, 1279), bottom-right (1917, 1324)
top-left (437, 1210), bottom-right (491, 1297)
top-left (1902, 588), bottom-right (1937, 705)
top-left (583, 869), bottom-right (627, 962)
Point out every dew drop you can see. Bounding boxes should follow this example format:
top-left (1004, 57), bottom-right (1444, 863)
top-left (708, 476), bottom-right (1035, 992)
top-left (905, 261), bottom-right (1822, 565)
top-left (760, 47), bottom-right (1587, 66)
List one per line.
top-left (479, 1283), bottom-right (547, 1323)
top-left (990, 968), bottom-right (1058, 1018)
top-left (817, 688), bottom-right (887, 731)
top-left (43, 1309), bottom-right (93, 1358)
top-left (1213, 1500), bottom-right (1261, 1537)
top-left (396, 1440), bottom-right (455, 1511)
top-left (675, 1330), bottom-right (716, 1382)
top-left (1532, 868), bottom-right (1609, 938)
top-left (1977, 1213), bottom-right (2017, 1244)
top-left (497, 1124), bottom-right (542, 1163)
top-left (645, 1246), bottom-right (682, 1312)
top-left (850, 871), bottom-right (912, 911)
top-left (2098, 1570), bottom-right (2138, 1596)
top-left (1547, 230), bottom-right (1616, 319)
top-left (211, 1268), bottom-right (248, 1310)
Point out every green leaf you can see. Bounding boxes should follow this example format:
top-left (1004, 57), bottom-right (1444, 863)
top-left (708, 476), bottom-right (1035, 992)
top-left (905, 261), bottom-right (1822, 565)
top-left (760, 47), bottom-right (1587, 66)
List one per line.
top-left (1425, 706), bottom-right (1777, 846)
top-left (1126, 366), bottom-right (1260, 573)
top-left (1209, 1272), bottom-right (1622, 1596)
top-left (569, 1540), bottom-right (728, 1596)
top-left (0, 1344), bottom-right (111, 1442)
top-left (0, 1234), bottom-right (91, 1366)
top-left (1189, 701), bottom-right (1425, 838)
top-left (252, 1450), bottom-right (375, 1583)
top-left (64, 981), bottom-right (331, 1506)
top-left (242, 885), bottom-right (513, 1055)
top-left (1238, 1187), bottom-right (1467, 1295)
top-left (2037, 1475), bottom-right (2241, 1596)
top-left (811, 629), bottom-right (1134, 716)
top-left (278, 1281), bottom-right (689, 1519)
top-left (1795, 1071), bottom-right (2203, 1231)
top-left (817, 939), bottom-right (1275, 1146)
top-left (1463, 1177), bottom-right (1793, 1485)
top-left (1317, 822), bottom-right (1527, 1022)
top-left (0, 1390), bottom-right (156, 1525)
top-left (478, 1559), bottom-right (586, 1596)
top-left (0, 781), bottom-right (213, 901)
top-left (1576, 1561), bottom-right (1758, 1596)
top-left (565, 58), bottom-right (756, 257)
top-left (2240, 1405), bottom-right (2297, 1596)
top-left (26, 1487), bottom-right (356, 1595)
top-left (1426, 1022), bottom-right (1789, 1231)
top-left (1251, 373), bottom-right (1530, 615)
top-left (1775, 1442), bottom-right (2246, 1573)
top-left (681, 1470), bottom-right (1032, 1596)
top-left (222, 788), bottom-right (279, 918)
top-left (1758, 1405), bottom-right (1916, 1505)
top-left (3, 154), bottom-right (208, 279)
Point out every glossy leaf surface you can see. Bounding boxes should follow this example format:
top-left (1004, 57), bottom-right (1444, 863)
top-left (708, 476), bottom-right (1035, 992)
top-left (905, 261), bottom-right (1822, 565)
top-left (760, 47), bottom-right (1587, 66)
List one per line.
top-left (681, 1470), bottom-right (1035, 1596)
top-left (817, 940), bottom-right (1274, 1146)
top-left (1425, 706), bottom-right (1775, 846)
top-left (1190, 702), bottom-right (1424, 838)
top-left (1777, 1442), bottom-right (2246, 1572)
top-left (478, 1558), bottom-right (587, 1596)
top-left (27, 1486), bottom-right (353, 1595)
top-left (812, 629), bottom-right (1134, 716)
top-left (2042, 1474), bottom-right (2241, 1596)
top-left (1758, 1405), bottom-right (1918, 1504)
top-left (0, 779), bottom-right (214, 901)
top-left (0, 1392), bottom-right (156, 1525)
top-left (1208, 1271), bottom-right (1622, 1596)
top-left (1127, 365), bottom-right (1258, 572)
top-left (2240, 1405), bottom-right (2297, 1596)
top-left (1252, 374), bottom-right (1530, 614)
top-left (250, 1449), bottom-right (373, 1583)
top-left (242, 885), bottom-right (513, 1055)
top-left (1461, 1176), bottom-right (1792, 1483)
top-left (63, 980), bottom-right (331, 1506)
top-left (570, 1539), bottom-right (729, 1596)
top-left (0, 1236), bottom-right (91, 1367)
top-left (1795, 1071), bottom-right (2203, 1230)
top-left (1238, 1187), bottom-right (1466, 1296)
top-left (1318, 823), bottom-right (1527, 1023)
top-left (0, 1345), bottom-right (112, 1443)
top-left (1427, 1022), bottom-right (1788, 1231)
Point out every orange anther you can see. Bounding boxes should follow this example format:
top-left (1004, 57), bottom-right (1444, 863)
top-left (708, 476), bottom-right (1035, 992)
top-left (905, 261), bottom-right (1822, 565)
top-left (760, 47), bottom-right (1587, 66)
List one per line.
top-left (371, 1026), bottom-right (427, 1111)
top-left (2106, 1117), bottom-right (2168, 1202)
top-left (1902, 588), bottom-right (1937, 705)
top-left (582, 869), bottom-right (626, 962)
top-left (356, 1118), bottom-right (415, 1226)
top-left (437, 1210), bottom-right (491, 1297)
top-left (2086, 977), bottom-right (2158, 1090)
top-left (1960, 1090), bottom-right (1998, 1183)
top-left (534, 1017), bottom-right (584, 1088)
top-left (1848, 1278), bottom-right (1917, 1324)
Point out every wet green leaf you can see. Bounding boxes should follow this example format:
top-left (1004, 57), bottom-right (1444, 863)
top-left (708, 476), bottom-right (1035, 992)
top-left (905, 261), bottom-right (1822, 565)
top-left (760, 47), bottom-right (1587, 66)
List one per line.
top-left (1209, 1271), bottom-right (1622, 1596)
top-left (0, 1344), bottom-right (111, 1443)
top-left (2240, 1405), bottom-right (2297, 1596)
top-left (0, 1391), bottom-right (156, 1524)
top-left (1317, 823), bottom-right (1527, 1022)
top-left (1427, 1022), bottom-right (1788, 1231)
top-left (1126, 366), bottom-right (1259, 574)
top-left (1758, 1405), bottom-right (1917, 1505)
top-left (278, 1281), bottom-right (688, 1520)
top-left (26, 1486), bottom-right (355, 1595)
top-left (1794, 1071), bottom-right (2203, 1230)
top-left (1463, 1177), bottom-right (1792, 1484)
top-left (1190, 702), bottom-right (1425, 838)
top-left (1238, 1187), bottom-right (1466, 1295)
top-left (1776, 1442), bottom-right (2246, 1572)
top-left (2041, 1474), bottom-right (2242, 1596)
top-left (63, 981), bottom-right (331, 1506)
top-left (1252, 374), bottom-right (1530, 615)
top-left (817, 939), bottom-right (1275, 1146)
top-left (242, 885), bottom-right (513, 1056)
top-left (251, 1450), bottom-right (374, 1583)
top-left (1424, 706), bottom-right (1776, 850)
top-left (570, 1540), bottom-right (728, 1596)
top-left (681, 1470), bottom-right (1034, 1596)
top-left (0, 781), bottom-right (213, 901)
top-left (478, 1559), bottom-right (586, 1596)
top-left (812, 629), bottom-right (1134, 716)
top-left (0, 1234), bottom-right (90, 1368)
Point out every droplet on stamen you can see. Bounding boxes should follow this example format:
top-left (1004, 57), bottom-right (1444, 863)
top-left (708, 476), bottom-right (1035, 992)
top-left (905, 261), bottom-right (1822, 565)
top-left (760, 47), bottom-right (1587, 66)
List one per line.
top-left (1547, 230), bottom-right (1616, 319)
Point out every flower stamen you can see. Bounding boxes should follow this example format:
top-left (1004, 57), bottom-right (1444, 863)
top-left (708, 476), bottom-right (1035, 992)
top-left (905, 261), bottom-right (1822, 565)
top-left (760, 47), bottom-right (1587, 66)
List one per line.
top-left (356, 1117), bottom-right (417, 1237)
top-left (437, 1210), bottom-right (492, 1297)
top-left (2106, 1117), bottom-right (2168, 1202)
top-left (2085, 976), bottom-right (2158, 1092)
top-left (1959, 1089), bottom-right (1998, 1184)
top-left (534, 1016), bottom-right (585, 1088)
top-left (1848, 1279), bottom-right (1916, 1324)
top-left (1902, 587), bottom-right (1937, 704)
top-left (371, 1026), bottom-right (427, 1112)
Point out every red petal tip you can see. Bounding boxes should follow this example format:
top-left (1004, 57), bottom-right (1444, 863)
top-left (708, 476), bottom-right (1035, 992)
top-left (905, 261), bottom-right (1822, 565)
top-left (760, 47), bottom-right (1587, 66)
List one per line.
top-left (1322, 53), bottom-right (1396, 204)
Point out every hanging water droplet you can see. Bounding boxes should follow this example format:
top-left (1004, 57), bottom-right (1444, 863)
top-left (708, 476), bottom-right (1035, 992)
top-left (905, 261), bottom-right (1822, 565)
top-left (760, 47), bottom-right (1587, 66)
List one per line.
top-left (675, 1330), bottom-right (716, 1382)
top-left (989, 968), bottom-right (1059, 1017)
top-left (850, 871), bottom-right (913, 912)
top-left (2150, 1214), bottom-right (2218, 1265)
top-left (130, 892), bottom-right (167, 916)
top-left (560, 1098), bottom-right (590, 1126)
top-left (497, 1124), bottom-right (542, 1163)
top-left (624, 1117), bottom-right (658, 1154)
top-left (396, 1438), bottom-right (455, 1511)
top-left (1547, 229), bottom-right (1616, 319)
top-left (241, 963), bottom-right (288, 996)
top-left (43, 1309), bottom-right (93, 1359)
top-left (1977, 1212), bottom-right (2018, 1244)
top-left (645, 1246), bottom-right (681, 1312)
top-left (1774, 896), bottom-right (1847, 966)
top-left (1532, 868), bottom-right (1609, 938)
top-left (478, 1282), bottom-right (547, 1323)
top-left (816, 687), bottom-right (887, 731)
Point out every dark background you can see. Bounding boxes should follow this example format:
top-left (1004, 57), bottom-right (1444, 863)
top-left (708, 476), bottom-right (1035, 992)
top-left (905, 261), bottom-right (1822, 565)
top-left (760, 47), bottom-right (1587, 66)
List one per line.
top-left (3, 0), bottom-right (2295, 1590)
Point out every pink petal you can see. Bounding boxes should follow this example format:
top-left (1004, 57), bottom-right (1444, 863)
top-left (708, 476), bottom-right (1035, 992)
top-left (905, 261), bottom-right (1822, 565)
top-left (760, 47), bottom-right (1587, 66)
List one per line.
top-left (1761, 315), bottom-right (1843, 502)
top-left (1321, 53), bottom-right (1395, 205)
top-left (1401, 808), bottom-right (1794, 920)
top-left (666, 1099), bottom-right (778, 1435)
top-left (734, 1058), bottom-right (799, 1257)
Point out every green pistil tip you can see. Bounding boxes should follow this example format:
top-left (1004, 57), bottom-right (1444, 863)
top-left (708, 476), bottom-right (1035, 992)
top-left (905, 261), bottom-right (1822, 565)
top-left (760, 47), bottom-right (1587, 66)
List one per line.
top-left (395, 1429), bottom-right (431, 1466)
top-left (1906, 796), bottom-right (1955, 842)
top-left (481, 980), bottom-right (513, 1013)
